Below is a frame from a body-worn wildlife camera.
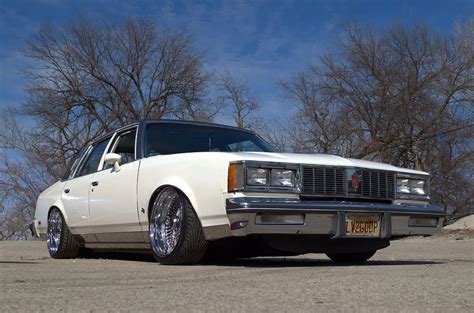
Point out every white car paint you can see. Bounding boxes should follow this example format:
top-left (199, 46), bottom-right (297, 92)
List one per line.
top-left (88, 160), bottom-right (141, 239)
top-left (35, 146), bottom-right (428, 242)
top-left (34, 114), bottom-right (436, 249)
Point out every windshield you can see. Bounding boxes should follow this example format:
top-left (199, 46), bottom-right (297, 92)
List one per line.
top-left (144, 123), bottom-right (276, 156)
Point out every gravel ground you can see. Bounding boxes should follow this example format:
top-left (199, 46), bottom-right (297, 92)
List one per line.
top-left (0, 237), bottom-right (473, 312)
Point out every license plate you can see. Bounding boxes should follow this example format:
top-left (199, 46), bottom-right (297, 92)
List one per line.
top-left (345, 214), bottom-right (381, 237)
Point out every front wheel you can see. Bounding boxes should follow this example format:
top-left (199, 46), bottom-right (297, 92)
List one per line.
top-left (47, 207), bottom-right (80, 259)
top-left (326, 250), bottom-right (376, 263)
top-left (149, 187), bottom-right (207, 265)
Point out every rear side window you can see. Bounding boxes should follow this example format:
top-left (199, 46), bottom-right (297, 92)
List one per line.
top-left (76, 139), bottom-right (110, 177)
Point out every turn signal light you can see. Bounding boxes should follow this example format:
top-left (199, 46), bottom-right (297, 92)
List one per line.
top-left (228, 163), bottom-right (236, 192)
top-left (228, 163), bottom-right (244, 192)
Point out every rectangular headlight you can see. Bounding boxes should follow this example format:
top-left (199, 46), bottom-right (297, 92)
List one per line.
top-left (228, 162), bottom-right (300, 193)
top-left (396, 176), bottom-right (429, 198)
top-left (247, 167), bottom-right (269, 186)
top-left (271, 169), bottom-right (296, 187)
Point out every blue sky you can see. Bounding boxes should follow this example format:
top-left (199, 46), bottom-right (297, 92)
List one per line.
top-left (0, 0), bottom-right (473, 122)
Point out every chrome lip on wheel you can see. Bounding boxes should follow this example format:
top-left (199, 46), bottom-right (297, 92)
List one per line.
top-left (149, 188), bottom-right (184, 258)
top-left (47, 209), bottom-right (62, 253)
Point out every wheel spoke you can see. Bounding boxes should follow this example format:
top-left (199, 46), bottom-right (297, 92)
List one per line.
top-left (149, 188), bottom-right (184, 258)
top-left (47, 209), bottom-right (63, 254)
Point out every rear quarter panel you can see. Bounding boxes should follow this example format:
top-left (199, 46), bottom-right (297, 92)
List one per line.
top-left (34, 181), bottom-right (67, 236)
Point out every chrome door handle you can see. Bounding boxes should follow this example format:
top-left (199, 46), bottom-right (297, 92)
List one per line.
top-left (91, 181), bottom-right (99, 187)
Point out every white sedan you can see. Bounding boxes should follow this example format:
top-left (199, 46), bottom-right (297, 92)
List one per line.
top-left (31, 120), bottom-right (445, 264)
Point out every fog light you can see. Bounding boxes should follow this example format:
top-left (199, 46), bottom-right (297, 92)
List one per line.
top-left (408, 217), bottom-right (439, 227)
top-left (255, 214), bottom-right (305, 225)
top-left (230, 221), bottom-right (249, 230)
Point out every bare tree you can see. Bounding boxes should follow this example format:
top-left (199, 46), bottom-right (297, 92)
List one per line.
top-left (217, 72), bottom-right (258, 128)
top-left (282, 21), bottom-right (474, 220)
top-left (23, 17), bottom-right (213, 127)
top-left (0, 17), bottom-right (214, 239)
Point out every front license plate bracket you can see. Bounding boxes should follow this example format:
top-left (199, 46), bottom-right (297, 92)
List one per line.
top-left (344, 213), bottom-right (381, 237)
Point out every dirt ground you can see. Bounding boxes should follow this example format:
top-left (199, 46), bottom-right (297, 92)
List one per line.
top-left (1, 236), bottom-right (473, 312)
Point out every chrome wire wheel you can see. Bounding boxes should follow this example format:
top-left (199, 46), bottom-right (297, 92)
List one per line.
top-left (47, 208), bottom-right (62, 254)
top-left (149, 187), bottom-right (184, 258)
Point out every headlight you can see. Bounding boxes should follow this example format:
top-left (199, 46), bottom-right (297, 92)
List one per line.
top-left (271, 169), bottom-right (295, 187)
top-left (396, 176), bottom-right (429, 198)
top-left (228, 162), bottom-right (299, 192)
top-left (247, 167), bottom-right (269, 186)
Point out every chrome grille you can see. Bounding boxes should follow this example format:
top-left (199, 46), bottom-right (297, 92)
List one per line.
top-left (361, 170), bottom-right (395, 199)
top-left (301, 166), bottom-right (395, 200)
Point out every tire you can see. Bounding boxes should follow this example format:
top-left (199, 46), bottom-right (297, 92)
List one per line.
top-left (326, 250), bottom-right (376, 263)
top-left (47, 207), bottom-right (80, 259)
top-left (149, 187), bottom-right (207, 265)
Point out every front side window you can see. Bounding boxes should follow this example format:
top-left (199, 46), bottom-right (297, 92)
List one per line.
top-left (76, 138), bottom-right (110, 177)
top-left (61, 146), bottom-right (88, 181)
top-left (145, 123), bottom-right (275, 156)
top-left (104, 129), bottom-right (136, 169)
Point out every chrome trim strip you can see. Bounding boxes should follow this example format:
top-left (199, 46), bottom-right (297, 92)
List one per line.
top-left (226, 197), bottom-right (446, 217)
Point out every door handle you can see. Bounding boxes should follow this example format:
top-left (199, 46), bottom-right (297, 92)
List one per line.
top-left (64, 189), bottom-right (70, 194)
top-left (91, 181), bottom-right (99, 187)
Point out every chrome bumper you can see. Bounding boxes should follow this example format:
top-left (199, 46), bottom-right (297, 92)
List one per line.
top-left (28, 220), bottom-right (41, 238)
top-left (225, 198), bottom-right (445, 238)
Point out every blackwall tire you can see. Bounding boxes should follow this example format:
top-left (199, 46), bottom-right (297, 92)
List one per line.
top-left (47, 207), bottom-right (80, 259)
top-left (149, 187), bottom-right (207, 265)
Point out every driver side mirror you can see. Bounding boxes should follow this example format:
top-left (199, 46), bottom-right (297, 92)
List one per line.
top-left (104, 153), bottom-right (122, 172)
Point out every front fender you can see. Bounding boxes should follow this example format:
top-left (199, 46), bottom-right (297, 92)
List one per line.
top-left (156, 176), bottom-right (200, 216)
top-left (137, 155), bottom-right (231, 229)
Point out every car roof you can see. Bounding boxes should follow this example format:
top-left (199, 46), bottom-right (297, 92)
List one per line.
top-left (142, 119), bottom-right (254, 133)
top-left (92, 119), bottom-right (254, 144)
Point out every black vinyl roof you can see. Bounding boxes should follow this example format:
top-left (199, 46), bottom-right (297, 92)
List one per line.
top-left (93, 119), bottom-right (254, 144)
top-left (141, 119), bottom-right (253, 132)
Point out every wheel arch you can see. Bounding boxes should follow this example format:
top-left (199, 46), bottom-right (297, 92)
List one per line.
top-left (147, 182), bottom-right (200, 224)
top-left (47, 201), bottom-right (69, 224)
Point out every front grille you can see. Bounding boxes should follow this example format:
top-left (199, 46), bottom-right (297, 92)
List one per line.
top-left (361, 170), bottom-right (395, 199)
top-left (301, 166), bottom-right (395, 200)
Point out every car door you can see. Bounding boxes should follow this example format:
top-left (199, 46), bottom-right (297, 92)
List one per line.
top-left (62, 138), bottom-right (112, 242)
top-left (88, 127), bottom-right (142, 242)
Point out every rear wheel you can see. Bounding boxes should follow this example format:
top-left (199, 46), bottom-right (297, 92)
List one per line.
top-left (326, 250), bottom-right (376, 263)
top-left (149, 187), bottom-right (207, 265)
top-left (47, 208), bottom-right (80, 259)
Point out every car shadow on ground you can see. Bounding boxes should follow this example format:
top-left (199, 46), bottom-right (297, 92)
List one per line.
top-left (76, 250), bottom-right (443, 267)
top-left (77, 250), bottom-right (156, 262)
top-left (203, 258), bottom-right (444, 267)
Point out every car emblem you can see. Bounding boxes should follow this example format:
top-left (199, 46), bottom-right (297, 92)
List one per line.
top-left (351, 175), bottom-right (360, 190)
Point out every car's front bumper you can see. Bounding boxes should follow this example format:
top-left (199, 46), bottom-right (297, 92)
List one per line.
top-left (225, 197), bottom-right (445, 238)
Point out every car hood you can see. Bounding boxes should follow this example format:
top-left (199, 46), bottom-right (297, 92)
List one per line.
top-left (224, 152), bottom-right (429, 175)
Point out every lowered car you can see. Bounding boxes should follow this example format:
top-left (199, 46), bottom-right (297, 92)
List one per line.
top-left (31, 120), bottom-right (445, 264)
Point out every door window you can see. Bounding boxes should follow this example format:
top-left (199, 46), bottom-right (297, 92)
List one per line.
top-left (104, 129), bottom-right (137, 169)
top-left (76, 139), bottom-right (110, 177)
top-left (61, 146), bottom-right (88, 181)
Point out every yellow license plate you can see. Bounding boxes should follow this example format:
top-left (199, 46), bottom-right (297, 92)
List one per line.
top-left (345, 214), bottom-right (381, 237)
